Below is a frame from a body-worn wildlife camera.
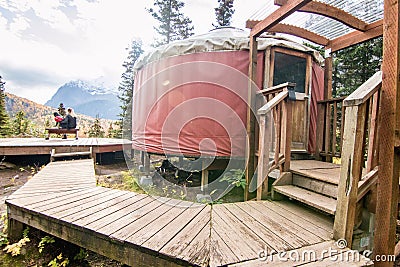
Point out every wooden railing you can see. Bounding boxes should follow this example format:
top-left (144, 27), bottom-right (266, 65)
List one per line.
top-left (316, 96), bottom-right (346, 160)
top-left (254, 83), bottom-right (294, 200)
top-left (333, 71), bottom-right (382, 247)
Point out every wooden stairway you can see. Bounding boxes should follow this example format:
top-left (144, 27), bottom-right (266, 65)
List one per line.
top-left (50, 147), bottom-right (93, 162)
top-left (272, 160), bottom-right (341, 215)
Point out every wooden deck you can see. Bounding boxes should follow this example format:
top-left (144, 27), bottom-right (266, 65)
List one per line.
top-left (6, 159), bottom-right (371, 266)
top-left (0, 138), bottom-right (131, 156)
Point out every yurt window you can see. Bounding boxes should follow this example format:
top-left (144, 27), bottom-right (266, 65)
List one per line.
top-left (272, 51), bottom-right (307, 93)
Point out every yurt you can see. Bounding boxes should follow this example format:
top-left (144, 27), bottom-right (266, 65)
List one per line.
top-left (131, 27), bottom-right (324, 198)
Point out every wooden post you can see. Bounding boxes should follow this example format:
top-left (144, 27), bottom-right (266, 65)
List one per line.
top-left (374, 0), bottom-right (400, 263)
top-left (281, 99), bottom-right (292, 172)
top-left (366, 92), bottom-right (380, 171)
top-left (144, 152), bottom-right (150, 175)
top-left (333, 104), bottom-right (366, 247)
top-left (201, 160), bottom-right (209, 193)
top-left (257, 113), bottom-right (272, 200)
top-left (315, 102), bottom-right (325, 161)
top-left (7, 217), bottom-right (24, 242)
top-left (323, 55), bottom-right (333, 162)
top-left (245, 36), bottom-right (258, 201)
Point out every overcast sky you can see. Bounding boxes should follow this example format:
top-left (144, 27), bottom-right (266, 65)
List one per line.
top-left (0, 0), bottom-right (266, 104)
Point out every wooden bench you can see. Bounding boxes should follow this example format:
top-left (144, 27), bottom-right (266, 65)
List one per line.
top-left (45, 128), bottom-right (79, 140)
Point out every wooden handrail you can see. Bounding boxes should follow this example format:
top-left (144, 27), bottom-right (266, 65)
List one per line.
top-left (333, 71), bottom-right (382, 247)
top-left (256, 88), bottom-right (293, 200)
top-left (317, 96), bottom-right (346, 104)
top-left (357, 167), bottom-right (379, 202)
top-left (258, 90), bottom-right (289, 115)
top-left (343, 71), bottom-right (382, 107)
top-left (257, 82), bottom-right (296, 95)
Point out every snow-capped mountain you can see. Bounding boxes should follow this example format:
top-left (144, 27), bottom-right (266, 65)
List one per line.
top-left (45, 80), bottom-right (120, 120)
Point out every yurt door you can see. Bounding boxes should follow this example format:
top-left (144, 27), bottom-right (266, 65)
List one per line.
top-left (268, 47), bottom-right (311, 152)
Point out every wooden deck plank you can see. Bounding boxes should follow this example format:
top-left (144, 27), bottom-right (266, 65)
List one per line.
top-left (159, 206), bottom-right (210, 256)
top-left (72, 193), bottom-right (149, 227)
top-left (212, 205), bottom-right (262, 261)
top-left (272, 200), bottom-right (334, 233)
top-left (124, 201), bottom-right (193, 245)
top-left (224, 203), bottom-right (294, 251)
top-left (111, 198), bottom-right (183, 241)
top-left (177, 222), bottom-right (210, 267)
top-left (85, 196), bottom-right (161, 234)
top-left (209, 228), bottom-right (240, 267)
top-left (7, 188), bottom-right (95, 207)
top-left (60, 190), bottom-right (132, 221)
top-left (260, 200), bottom-right (332, 240)
top-left (246, 201), bottom-right (326, 244)
top-left (236, 202), bottom-right (312, 247)
top-left (49, 189), bottom-right (126, 218)
top-left (20, 187), bottom-right (102, 211)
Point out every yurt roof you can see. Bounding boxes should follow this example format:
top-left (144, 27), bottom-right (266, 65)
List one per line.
top-left (134, 27), bottom-right (324, 71)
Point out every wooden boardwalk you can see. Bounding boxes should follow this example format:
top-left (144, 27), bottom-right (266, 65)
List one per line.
top-left (6, 159), bottom-right (371, 266)
top-left (0, 138), bottom-right (131, 156)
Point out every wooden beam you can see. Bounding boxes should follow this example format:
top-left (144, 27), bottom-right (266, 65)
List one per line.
top-left (246, 22), bottom-right (330, 46)
top-left (275, 0), bottom-right (368, 31)
top-left (250, 0), bottom-right (312, 37)
top-left (328, 20), bottom-right (383, 52)
top-left (245, 36), bottom-right (258, 201)
top-left (374, 0), bottom-right (400, 264)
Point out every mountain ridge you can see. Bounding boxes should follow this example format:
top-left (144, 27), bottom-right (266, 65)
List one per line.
top-left (45, 80), bottom-right (120, 120)
top-left (5, 92), bottom-right (117, 137)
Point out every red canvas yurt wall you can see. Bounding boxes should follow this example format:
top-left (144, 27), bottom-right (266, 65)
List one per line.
top-left (132, 28), bottom-right (324, 158)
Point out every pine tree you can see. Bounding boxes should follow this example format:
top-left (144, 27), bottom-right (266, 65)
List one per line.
top-left (118, 40), bottom-right (144, 139)
top-left (213, 0), bottom-right (235, 28)
top-left (332, 37), bottom-right (382, 97)
top-left (86, 115), bottom-right (105, 138)
top-left (0, 76), bottom-right (11, 137)
top-left (147, 0), bottom-right (195, 46)
top-left (12, 110), bottom-right (29, 136)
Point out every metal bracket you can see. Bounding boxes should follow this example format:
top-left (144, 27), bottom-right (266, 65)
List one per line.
top-left (287, 86), bottom-right (296, 101)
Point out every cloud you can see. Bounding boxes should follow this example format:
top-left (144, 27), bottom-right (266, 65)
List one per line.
top-left (0, 0), bottom-right (264, 104)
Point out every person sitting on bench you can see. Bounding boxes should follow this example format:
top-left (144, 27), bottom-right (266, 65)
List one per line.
top-left (59, 108), bottom-right (77, 139)
top-left (53, 112), bottom-right (64, 127)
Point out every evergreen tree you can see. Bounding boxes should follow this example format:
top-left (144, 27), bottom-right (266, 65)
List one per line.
top-left (86, 115), bottom-right (105, 138)
top-left (213, 0), bottom-right (235, 28)
top-left (332, 37), bottom-right (382, 97)
top-left (107, 121), bottom-right (121, 138)
top-left (0, 76), bottom-right (11, 137)
top-left (118, 40), bottom-right (144, 139)
top-left (12, 110), bottom-right (29, 136)
top-left (147, 0), bottom-right (195, 46)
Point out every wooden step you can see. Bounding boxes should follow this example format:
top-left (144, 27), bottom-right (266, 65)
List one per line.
top-left (52, 151), bottom-right (92, 158)
top-left (292, 174), bottom-right (338, 198)
top-left (50, 147), bottom-right (92, 162)
top-left (290, 160), bottom-right (341, 185)
top-left (273, 185), bottom-right (337, 215)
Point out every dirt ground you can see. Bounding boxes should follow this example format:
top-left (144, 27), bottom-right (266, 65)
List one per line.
top-left (0, 161), bottom-right (127, 267)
